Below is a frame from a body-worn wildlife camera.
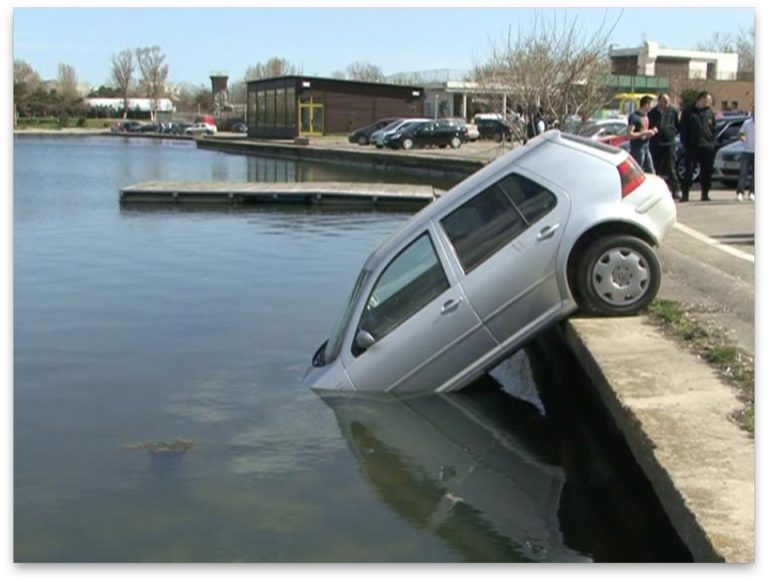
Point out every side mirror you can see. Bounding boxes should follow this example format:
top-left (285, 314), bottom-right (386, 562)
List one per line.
top-left (355, 330), bottom-right (376, 352)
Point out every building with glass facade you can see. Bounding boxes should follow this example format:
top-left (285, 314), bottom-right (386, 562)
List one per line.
top-left (246, 76), bottom-right (424, 139)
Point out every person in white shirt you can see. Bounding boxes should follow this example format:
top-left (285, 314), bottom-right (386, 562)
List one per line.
top-left (736, 111), bottom-right (755, 202)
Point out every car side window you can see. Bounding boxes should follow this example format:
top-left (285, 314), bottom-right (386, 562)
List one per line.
top-left (441, 173), bottom-right (557, 273)
top-left (497, 173), bottom-right (557, 224)
top-left (357, 233), bottom-right (449, 348)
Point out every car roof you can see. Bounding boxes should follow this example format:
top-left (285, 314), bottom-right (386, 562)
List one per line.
top-left (362, 130), bottom-right (625, 270)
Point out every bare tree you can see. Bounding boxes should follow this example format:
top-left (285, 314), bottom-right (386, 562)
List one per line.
top-left (111, 49), bottom-right (135, 119)
top-left (696, 26), bottom-right (754, 75)
top-left (244, 57), bottom-right (302, 81)
top-left (57, 63), bottom-right (79, 100)
top-left (136, 46), bottom-right (169, 120)
top-left (346, 62), bottom-right (385, 83)
top-left (473, 10), bottom-right (621, 132)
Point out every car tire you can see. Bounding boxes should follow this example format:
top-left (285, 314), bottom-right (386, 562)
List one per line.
top-left (576, 235), bottom-right (661, 316)
top-left (402, 138), bottom-right (414, 150)
top-left (450, 137), bottom-right (462, 149)
top-left (676, 155), bottom-right (701, 183)
top-left (357, 135), bottom-right (368, 146)
top-left (493, 132), bottom-right (503, 143)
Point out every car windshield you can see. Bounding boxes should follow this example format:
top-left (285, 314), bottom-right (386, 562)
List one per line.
top-left (381, 120), bottom-right (404, 132)
top-left (324, 269), bottom-right (371, 363)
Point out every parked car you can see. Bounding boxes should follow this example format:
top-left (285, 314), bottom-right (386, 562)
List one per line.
top-left (111, 120), bottom-right (143, 133)
top-left (676, 114), bottom-right (749, 182)
top-left (348, 118), bottom-right (400, 145)
top-left (577, 119), bottom-right (629, 144)
top-left (713, 140), bottom-right (744, 185)
top-left (371, 118), bottom-right (430, 148)
top-left (231, 122), bottom-right (248, 133)
top-left (305, 131), bottom-right (676, 395)
top-left (476, 118), bottom-right (516, 142)
top-left (440, 118), bottom-right (479, 141)
top-left (184, 122), bottom-right (217, 136)
top-left (384, 120), bottom-right (465, 150)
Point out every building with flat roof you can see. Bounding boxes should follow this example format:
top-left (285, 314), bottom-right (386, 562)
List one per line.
top-left (245, 76), bottom-right (424, 139)
top-left (609, 41), bottom-right (739, 81)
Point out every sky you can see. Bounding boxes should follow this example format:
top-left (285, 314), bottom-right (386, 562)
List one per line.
top-left (10, 2), bottom-right (758, 89)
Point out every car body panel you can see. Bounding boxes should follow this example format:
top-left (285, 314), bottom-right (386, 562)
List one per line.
top-left (713, 140), bottom-right (744, 183)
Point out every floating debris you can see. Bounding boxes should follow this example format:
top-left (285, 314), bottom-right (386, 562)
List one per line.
top-left (126, 439), bottom-right (195, 455)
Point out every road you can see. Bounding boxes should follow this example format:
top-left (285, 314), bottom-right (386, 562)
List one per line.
top-left (657, 186), bottom-right (756, 355)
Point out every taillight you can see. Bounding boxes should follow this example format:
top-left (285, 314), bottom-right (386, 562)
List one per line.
top-left (618, 157), bottom-right (646, 198)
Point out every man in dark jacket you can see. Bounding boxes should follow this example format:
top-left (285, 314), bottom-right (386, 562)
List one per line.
top-left (648, 93), bottom-right (681, 200)
top-left (679, 91), bottom-right (717, 202)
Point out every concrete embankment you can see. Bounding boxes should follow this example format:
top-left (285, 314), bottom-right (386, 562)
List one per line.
top-left (564, 316), bottom-right (754, 563)
top-left (195, 135), bottom-right (488, 176)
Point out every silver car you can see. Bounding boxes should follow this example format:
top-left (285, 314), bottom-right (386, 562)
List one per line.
top-left (305, 131), bottom-right (676, 394)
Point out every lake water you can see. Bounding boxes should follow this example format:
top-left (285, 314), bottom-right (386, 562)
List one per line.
top-left (13, 135), bottom-right (689, 562)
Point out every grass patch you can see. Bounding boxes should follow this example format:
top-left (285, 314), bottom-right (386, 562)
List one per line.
top-left (647, 299), bottom-right (754, 435)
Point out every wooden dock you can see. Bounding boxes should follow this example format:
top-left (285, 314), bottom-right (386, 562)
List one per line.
top-left (120, 181), bottom-right (438, 208)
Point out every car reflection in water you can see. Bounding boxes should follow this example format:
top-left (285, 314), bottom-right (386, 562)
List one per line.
top-left (316, 375), bottom-right (590, 563)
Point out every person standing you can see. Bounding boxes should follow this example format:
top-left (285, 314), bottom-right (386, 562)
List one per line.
top-left (648, 93), bottom-right (681, 200)
top-left (736, 110), bottom-right (755, 202)
top-left (627, 96), bottom-right (658, 173)
top-left (679, 91), bottom-right (717, 202)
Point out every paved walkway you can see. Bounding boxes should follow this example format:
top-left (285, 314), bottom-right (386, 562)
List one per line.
top-left (659, 187), bottom-right (756, 356)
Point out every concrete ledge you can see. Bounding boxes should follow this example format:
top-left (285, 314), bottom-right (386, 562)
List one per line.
top-left (564, 316), bottom-right (754, 563)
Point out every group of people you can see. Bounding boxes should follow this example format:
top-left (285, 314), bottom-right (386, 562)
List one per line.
top-left (627, 91), bottom-right (755, 203)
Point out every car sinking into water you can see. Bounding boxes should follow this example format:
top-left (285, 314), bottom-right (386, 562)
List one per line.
top-left (304, 130), bottom-right (677, 395)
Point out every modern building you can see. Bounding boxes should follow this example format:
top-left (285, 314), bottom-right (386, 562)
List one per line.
top-left (245, 76), bottom-right (425, 139)
top-left (609, 41), bottom-right (739, 81)
top-left (609, 41), bottom-right (753, 112)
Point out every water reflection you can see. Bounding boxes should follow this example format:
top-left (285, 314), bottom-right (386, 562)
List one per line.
top-left (317, 382), bottom-right (590, 563)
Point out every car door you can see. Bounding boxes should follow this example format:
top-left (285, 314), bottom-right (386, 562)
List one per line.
top-left (413, 123), bottom-right (433, 147)
top-left (341, 228), bottom-right (497, 394)
top-left (437, 171), bottom-right (570, 347)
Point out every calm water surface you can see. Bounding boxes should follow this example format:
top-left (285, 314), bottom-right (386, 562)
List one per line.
top-left (14, 136), bottom-right (688, 562)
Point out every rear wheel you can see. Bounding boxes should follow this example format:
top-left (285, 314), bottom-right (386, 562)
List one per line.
top-left (357, 135), bottom-right (369, 146)
top-left (450, 136), bottom-right (462, 149)
top-left (576, 235), bottom-right (660, 316)
top-left (493, 132), bottom-right (503, 143)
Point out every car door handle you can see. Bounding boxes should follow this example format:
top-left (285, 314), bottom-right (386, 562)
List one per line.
top-left (538, 224), bottom-right (560, 240)
top-left (441, 298), bottom-right (463, 314)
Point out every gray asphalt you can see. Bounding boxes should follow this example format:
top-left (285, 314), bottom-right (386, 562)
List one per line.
top-left (657, 186), bottom-right (756, 355)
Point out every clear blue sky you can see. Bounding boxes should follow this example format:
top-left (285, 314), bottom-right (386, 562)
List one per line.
top-left (11, 4), bottom-right (757, 88)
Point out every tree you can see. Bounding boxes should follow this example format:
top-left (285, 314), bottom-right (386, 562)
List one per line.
top-left (111, 49), bottom-right (135, 119)
top-left (346, 62), bottom-right (385, 83)
top-left (696, 26), bottom-right (755, 75)
top-left (244, 57), bottom-right (302, 81)
top-left (14, 60), bottom-right (44, 123)
top-left (136, 46), bottom-right (169, 120)
top-left (473, 10), bottom-right (620, 132)
top-left (57, 64), bottom-right (79, 100)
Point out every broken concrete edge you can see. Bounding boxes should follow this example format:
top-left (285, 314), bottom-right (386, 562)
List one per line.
top-left (562, 318), bottom-right (726, 563)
